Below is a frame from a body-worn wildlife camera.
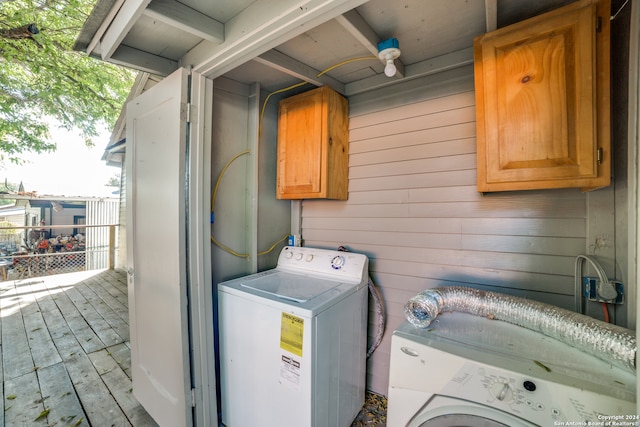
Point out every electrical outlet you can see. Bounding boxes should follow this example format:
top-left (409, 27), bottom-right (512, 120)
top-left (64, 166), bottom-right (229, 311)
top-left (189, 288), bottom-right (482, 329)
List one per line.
top-left (583, 277), bottom-right (624, 304)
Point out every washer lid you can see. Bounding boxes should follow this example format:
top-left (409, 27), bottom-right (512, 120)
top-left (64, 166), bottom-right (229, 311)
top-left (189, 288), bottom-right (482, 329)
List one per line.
top-left (240, 271), bottom-right (342, 303)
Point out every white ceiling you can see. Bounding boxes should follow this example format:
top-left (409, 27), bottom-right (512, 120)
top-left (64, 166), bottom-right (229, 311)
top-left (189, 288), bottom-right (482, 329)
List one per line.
top-left (76, 0), bottom-right (582, 96)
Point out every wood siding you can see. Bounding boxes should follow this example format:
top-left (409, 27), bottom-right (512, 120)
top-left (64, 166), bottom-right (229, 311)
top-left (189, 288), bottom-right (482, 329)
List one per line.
top-left (300, 82), bottom-right (596, 395)
top-left (117, 164), bottom-right (127, 270)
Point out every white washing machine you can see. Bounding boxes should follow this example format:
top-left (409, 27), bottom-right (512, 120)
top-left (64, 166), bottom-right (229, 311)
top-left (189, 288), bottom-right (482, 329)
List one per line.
top-left (388, 312), bottom-right (636, 426)
top-left (218, 246), bottom-right (369, 427)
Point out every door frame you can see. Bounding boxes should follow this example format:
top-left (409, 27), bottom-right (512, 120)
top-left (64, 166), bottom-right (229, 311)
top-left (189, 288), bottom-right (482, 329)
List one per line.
top-left (187, 71), bottom-right (216, 427)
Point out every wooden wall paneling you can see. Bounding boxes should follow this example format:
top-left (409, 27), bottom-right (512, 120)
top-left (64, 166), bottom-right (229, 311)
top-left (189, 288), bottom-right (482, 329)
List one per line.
top-left (349, 106), bottom-right (476, 142)
top-left (349, 91), bottom-right (476, 126)
top-left (350, 138), bottom-right (476, 167)
top-left (301, 73), bottom-right (594, 394)
top-left (349, 170), bottom-right (478, 191)
top-left (350, 122), bottom-right (476, 155)
top-left (350, 154), bottom-right (477, 179)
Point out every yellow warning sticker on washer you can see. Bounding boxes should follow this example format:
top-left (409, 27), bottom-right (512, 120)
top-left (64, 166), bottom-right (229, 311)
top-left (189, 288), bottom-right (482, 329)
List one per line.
top-left (280, 312), bottom-right (304, 356)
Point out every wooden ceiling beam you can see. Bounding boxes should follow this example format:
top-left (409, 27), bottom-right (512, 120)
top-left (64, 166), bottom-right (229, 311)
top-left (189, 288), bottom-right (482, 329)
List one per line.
top-left (334, 9), bottom-right (405, 77)
top-left (143, 0), bottom-right (224, 43)
top-left (109, 45), bottom-right (178, 76)
top-left (254, 50), bottom-right (345, 94)
top-left (484, 0), bottom-right (498, 32)
top-left (186, 0), bottom-right (369, 79)
top-left (100, 0), bottom-right (150, 60)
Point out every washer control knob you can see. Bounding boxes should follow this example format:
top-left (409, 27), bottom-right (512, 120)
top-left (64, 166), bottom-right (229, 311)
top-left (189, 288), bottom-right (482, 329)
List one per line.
top-left (285, 251), bottom-right (293, 259)
top-left (295, 253), bottom-right (303, 260)
top-left (490, 382), bottom-right (512, 402)
top-left (331, 255), bottom-right (345, 269)
top-left (305, 254), bottom-right (314, 262)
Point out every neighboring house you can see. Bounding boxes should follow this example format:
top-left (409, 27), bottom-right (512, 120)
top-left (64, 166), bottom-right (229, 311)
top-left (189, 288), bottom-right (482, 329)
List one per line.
top-left (26, 198), bottom-right (88, 236)
top-left (0, 204), bottom-right (39, 247)
top-left (0, 196), bottom-right (119, 269)
top-left (75, 0), bottom-right (639, 425)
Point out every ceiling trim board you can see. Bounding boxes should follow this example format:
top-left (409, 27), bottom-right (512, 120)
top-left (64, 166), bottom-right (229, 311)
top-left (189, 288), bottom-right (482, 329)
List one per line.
top-left (86, 0), bottom-right (125, 55)
top-left (484, 0), bottom-right (498, 32)
top-left (143, 0), bottom-right (224, 43)
top-left (348, 65), bottom-right (474, 117)
top-left (334, 9), bottom-right (405, 77)
top-left (254, 50), bottom-right (345, 94)
top-left (184, 0), bottom-right (369, 79)
top-left (111, 45), bottom-right (178, 75)
top-left (345, 47), bottom-right (474, 96)
top-left (334, 10), bottom-right (379, 55)
top-left (101, 0), bottom-right (151, 60)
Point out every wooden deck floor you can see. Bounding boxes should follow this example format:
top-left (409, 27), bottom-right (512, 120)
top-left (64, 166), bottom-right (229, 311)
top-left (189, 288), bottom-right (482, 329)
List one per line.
top-left (0, 269), bottom-right (157, 427)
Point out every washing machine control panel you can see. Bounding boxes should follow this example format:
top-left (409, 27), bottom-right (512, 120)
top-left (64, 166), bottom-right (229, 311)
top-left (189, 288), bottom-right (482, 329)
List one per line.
top-left (277, 247), bottom-right (368, 283)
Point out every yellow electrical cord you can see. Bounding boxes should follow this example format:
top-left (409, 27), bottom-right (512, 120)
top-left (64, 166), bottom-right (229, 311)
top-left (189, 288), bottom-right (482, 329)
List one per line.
top-left (315, 56), bottom-right (377, 77)
top-left (213, 55), bottom-right (379, 258)
top-left (211, 150), bottom-right (250, 212)
top-left (259, 81), bottom-right (308, 139)
top-left (258, 55), bottom-right (377, 138)
top-left (211, 235), bottom-right (250, 258)
top-left (258, 234), bottom-right (289, 256)
top-left (211, 150), bottom-right (288, 258)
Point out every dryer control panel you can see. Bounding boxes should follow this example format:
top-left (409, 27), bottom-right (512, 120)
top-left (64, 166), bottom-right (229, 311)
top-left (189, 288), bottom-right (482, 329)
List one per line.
top-left (389, 327), bottom-right (637, 427)
top-left (442, 361), bottom-right (636, 425)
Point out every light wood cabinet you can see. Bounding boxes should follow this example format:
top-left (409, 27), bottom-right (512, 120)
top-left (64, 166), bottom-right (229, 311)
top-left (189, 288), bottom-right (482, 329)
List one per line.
top-left (474, 0), bottom-right (610, 192)
top-left (276, 86), bottom-right (349, 200)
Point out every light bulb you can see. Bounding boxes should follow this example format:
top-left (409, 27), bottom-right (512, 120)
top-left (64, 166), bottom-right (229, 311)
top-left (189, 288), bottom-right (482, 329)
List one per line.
top-left (384, 59), bottom-right (396, 77)
top-left (377, 41), bottom-right (401, 78)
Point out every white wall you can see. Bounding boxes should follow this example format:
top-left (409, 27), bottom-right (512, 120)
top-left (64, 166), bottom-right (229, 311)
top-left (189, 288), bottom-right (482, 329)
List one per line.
top-left (210, 78), bottom-right (290, 285)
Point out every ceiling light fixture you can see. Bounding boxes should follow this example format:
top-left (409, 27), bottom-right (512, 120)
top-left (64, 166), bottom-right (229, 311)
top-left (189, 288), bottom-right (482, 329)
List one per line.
top-left (377, 38), bottom-right (401, 77)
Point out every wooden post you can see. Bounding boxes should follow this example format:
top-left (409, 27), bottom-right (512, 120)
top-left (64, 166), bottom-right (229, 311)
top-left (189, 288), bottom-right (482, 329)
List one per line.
top-left (108, 225), bottom-right (116, 270)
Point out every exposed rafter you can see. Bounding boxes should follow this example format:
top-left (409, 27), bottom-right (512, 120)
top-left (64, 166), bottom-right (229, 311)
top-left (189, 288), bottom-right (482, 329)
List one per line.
top-left (334, 9), bottom-right (405, 78)
top-left (100, 0), bottom-right (150, 60)
top-left (254, 50), bottom-right (345, 94)
top-left (109, 45), bottom-right (178, 76)
top-left (185, 0), bottom-right (369, 78)
top-left (143, 0), bottom-right (224, 43)
top-left (484, 0), bottom-right (498, 32)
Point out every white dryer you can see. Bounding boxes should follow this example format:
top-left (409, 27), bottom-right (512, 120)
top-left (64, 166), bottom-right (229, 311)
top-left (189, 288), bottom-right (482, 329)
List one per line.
top-left (388, 312), bottom-right (636, 426)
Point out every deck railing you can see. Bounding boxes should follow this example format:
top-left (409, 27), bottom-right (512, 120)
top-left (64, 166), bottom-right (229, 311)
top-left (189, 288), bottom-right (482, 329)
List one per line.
top-left (0, 224), bottom-right (118, 281)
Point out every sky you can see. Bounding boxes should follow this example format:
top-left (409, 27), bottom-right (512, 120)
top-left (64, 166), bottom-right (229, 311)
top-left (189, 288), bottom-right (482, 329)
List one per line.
top-left (0, 123), bottom-right (120, 198)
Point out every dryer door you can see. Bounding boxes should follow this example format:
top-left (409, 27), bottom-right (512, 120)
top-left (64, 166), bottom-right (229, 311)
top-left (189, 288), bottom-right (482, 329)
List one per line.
top-left (410, 396), bottom-right (537, 427)
top-left (416, 414), bottom-right (508, 427)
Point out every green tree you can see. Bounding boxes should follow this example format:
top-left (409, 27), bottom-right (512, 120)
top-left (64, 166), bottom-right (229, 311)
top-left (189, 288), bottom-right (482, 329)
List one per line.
top-left (0, 179), bottom-right (18, 205)
top-left (0, 0), bottom-right (135, 164)
top-left (106, 173), bottom-right (120, 187)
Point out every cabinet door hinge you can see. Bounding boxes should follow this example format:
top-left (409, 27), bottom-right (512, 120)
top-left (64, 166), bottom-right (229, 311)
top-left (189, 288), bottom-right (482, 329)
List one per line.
top-left (597, 147), bottom-right (604, 164)
top-left (191, 388), bottom-right (197, 407)
top-left (596, 15), bottom-right (602, 32)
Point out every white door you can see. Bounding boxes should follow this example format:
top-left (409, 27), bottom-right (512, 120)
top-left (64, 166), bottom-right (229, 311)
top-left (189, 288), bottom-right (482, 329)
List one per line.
top-left (126, 68), bottom-right (192, 427)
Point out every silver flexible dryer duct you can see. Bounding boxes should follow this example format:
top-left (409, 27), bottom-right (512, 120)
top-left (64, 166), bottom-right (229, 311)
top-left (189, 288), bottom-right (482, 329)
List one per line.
top-left (404, 286), bottom-right (636, 372)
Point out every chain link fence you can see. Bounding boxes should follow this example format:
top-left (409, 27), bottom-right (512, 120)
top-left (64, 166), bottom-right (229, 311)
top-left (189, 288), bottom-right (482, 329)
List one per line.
top-left (0, 224), bottom-right (117, 281)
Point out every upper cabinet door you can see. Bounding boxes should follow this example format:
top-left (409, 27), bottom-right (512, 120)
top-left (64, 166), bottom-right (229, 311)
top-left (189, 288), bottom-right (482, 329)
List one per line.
top-left (474, 0), bottom-right (610, 192)
top-left (276, 86), bottom-right (349, 200)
